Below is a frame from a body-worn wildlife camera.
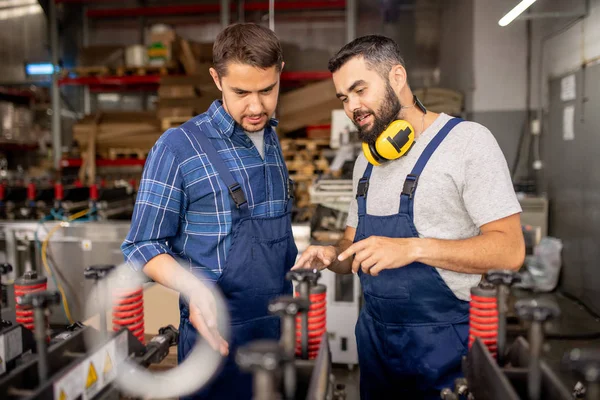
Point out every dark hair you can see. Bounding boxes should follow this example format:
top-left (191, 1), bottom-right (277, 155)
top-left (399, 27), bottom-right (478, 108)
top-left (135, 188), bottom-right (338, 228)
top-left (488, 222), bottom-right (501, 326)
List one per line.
top-left (213, 23), bottom-right (283, 77)
top-left (328, 35), bottom-right (405, 77)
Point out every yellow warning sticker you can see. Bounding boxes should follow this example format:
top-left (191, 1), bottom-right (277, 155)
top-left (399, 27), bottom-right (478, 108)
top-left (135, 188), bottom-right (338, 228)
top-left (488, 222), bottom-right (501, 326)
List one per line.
top-left (103, 351), bottom-right (113, 377)
top-left (58, 389), bottom-right (67, 400)
top-left (85, 362), bottom-right (98, 389)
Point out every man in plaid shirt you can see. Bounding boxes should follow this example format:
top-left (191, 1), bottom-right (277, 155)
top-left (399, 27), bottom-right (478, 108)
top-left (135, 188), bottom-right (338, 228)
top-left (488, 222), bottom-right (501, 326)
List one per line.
top-left (121, 23), bottom-right (297, 399)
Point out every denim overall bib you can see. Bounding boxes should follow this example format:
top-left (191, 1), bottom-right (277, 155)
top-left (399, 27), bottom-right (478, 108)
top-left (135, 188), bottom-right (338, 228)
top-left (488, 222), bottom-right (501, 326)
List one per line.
top-left (355, 118), bottom-right (470, 399)
top-left (177, 121), bottom-right (297, 399)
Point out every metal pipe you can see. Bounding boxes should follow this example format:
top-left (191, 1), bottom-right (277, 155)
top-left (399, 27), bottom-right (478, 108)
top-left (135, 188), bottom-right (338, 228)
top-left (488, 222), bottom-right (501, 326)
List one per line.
top-left (528, 321), bottom-right (543, 400)
top-left (282, 316), bottom-right (296, 400)
top-left (345, 0), bottom-right (356, 42)
top-left (34, 307), bottom-right (49, 383)
top-left (220, 0), bottom-right (229, 29)
top-left (497, 284), bottom-right (509, 366)
top-left (50, 0), bottom-right (62, 170)
top-left (299, 283), bottom-right (309, 360)
top-left (254, 369), bottom-right (276, 400)
top-left (268, 0), bottom-right (274, 31)
top-left (82, 5), bottom-right (91, 115)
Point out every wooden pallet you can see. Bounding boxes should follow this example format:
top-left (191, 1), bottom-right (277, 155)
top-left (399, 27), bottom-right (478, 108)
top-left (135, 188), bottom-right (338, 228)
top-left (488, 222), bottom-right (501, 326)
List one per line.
top-left (280, 138), bottom-right (330, 153)
top-left (161, 116), bottom-right (192, 131)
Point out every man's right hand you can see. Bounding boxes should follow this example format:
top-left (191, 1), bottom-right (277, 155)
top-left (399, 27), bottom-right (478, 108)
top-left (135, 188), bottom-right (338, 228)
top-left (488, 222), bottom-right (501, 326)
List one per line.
top-left (291, 245), bottom-right (337, 271)
top-left (189, 288), bottom-right (229, 356)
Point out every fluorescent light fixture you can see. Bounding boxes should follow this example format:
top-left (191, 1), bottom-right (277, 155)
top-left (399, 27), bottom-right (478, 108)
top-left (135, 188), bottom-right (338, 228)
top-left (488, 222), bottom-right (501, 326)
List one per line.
top-left (498, 0), bottom-right (537, 26)
top-left (25, 62), bottom-right (55, 76)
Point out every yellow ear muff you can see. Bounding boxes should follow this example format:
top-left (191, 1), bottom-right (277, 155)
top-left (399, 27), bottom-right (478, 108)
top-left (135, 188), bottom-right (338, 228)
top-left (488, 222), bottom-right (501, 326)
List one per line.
top-left (362, 120), bottom-right (416, 166)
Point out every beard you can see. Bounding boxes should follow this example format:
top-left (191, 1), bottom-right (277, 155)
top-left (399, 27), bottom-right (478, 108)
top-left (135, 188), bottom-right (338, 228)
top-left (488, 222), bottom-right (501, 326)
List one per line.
top-left (353, 82), bottom-right (401, 146)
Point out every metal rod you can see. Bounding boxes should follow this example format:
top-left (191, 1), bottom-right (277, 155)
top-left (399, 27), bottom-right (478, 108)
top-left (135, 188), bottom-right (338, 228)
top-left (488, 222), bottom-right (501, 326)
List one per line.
top-left (528, 321), bottom-right (543, 400)
top-left (221, 0), bottom-right (230, 29)
top-left (254, 369), bottom-right (276, 400)
top-left (268, 0), bottom-right (274, 31)
top-left (82, 5), bottom-right (91, 115)
top-left (299, 283), bottom-right (309, 360)
top-left (345, 0), bottom-right (356, 42)
top-left (50, 0), bottom-right (62, 171)
top-left (282, 316), bottom-right (296, 400)
top-left (497, 285), bottom-right (509, 366)
top-left (34, 307), bottom-right (49, 383)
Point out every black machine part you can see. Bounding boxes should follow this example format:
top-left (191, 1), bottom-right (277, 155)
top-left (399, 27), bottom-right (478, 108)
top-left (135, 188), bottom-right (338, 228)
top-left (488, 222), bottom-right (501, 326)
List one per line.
top-left (562, 348), bottom-right (600, 400)
top-left (0, 263), bottom-right (13, 324)
top-left (0, 324), bottom-right (36, 377)
top-left (83, 264), bottom-right (116, 281)
top-left (137, 325), bottom-right (179, 367)
top-left (514, 298), bottom-right (561, 400)
top-left (484, 269), bottom-right (522, 366)
top-left (269, 296), bottom-right (310, 400)
top-left (285, 269), bottom-right (321, 360)
top-left (17, 291), bottom-right (61, 384)
top-left (237, 340), bottom-right (291, 400)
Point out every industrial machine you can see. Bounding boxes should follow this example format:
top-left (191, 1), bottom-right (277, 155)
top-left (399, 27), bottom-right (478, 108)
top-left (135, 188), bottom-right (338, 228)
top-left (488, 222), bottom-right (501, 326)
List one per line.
top-left (441, 269), bottom-right (600, 400)
top-left (0, 260), bottom-right (344, 400)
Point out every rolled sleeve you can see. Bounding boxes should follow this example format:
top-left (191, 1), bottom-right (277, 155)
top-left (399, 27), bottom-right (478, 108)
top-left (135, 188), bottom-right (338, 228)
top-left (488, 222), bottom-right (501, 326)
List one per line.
top-left (121, 141), bottom-right (186, 270)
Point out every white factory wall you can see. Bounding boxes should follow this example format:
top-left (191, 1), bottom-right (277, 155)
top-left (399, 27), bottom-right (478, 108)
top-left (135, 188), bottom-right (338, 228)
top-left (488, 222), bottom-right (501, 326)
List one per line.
top-left (439, 0), bottom-right (475, 112)
top-left (529, 0), bottom-right (600, 110)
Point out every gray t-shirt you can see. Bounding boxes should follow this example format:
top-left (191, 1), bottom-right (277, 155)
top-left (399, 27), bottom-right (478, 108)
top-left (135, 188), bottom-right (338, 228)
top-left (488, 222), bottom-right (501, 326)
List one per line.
top-left (246, 129), bottom-right (265, 159)
top-left (346, 113), bottom-right (522, 301)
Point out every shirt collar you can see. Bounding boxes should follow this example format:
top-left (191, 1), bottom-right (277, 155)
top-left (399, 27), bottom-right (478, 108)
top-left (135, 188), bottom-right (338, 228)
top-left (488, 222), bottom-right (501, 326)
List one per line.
top-left (208, 100), bottom-right (279, 138)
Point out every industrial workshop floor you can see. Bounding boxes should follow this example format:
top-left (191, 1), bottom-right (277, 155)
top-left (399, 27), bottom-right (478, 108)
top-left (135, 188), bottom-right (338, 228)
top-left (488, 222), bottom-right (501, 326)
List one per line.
top-left (332, 364), bottom-right (360, 400)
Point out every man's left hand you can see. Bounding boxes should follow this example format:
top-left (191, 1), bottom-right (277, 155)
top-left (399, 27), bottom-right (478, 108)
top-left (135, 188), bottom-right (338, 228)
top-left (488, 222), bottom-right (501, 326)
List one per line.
top-left (338, 236), bottom-right (420, 276)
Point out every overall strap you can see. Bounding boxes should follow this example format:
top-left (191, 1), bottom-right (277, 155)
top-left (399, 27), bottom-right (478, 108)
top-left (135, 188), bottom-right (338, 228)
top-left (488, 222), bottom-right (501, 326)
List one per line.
top-left (399, 118), bottom-right (463, 220)
top-left (186, 121), bottom-right (251, 220)
top-left (270, 128), bottom-right (295, 213)
top-left (356, 163), bottom-right (374, 217)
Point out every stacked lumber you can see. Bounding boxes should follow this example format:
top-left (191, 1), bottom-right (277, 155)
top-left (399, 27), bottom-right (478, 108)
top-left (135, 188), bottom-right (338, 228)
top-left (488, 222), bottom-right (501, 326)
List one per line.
top-left (73, 112), bottom-right (162, 185)
top-left (157, 73), bottom-right (220, 130)
top-left (281, 138), bottom-right (331, 221)
top-left (277, 80), bottom-right (340, 134)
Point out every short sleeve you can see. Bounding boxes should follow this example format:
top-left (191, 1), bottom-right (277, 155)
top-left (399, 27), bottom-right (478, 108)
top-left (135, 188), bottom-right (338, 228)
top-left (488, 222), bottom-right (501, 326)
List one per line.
top-left (461, 126), bottom-right (522, 227)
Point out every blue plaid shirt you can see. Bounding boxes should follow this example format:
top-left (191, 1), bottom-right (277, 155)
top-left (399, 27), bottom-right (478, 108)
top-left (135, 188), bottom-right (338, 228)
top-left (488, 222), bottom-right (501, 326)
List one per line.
top-left (121, 100), bottom-right (290, 282)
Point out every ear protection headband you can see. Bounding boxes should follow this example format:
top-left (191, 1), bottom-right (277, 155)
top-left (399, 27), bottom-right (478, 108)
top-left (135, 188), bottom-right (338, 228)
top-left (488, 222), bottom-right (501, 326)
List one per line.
top-left (362, 95), bottom-right (427, 166)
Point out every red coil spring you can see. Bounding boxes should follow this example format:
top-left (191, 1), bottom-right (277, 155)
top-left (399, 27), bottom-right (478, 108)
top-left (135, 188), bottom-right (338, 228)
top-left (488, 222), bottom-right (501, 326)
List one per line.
top-left (14, 272), bottom-right (48, 331)
top-left (112, 287), bottom-right (145, 344)
top-left (469, 285), bottom-right (498, 359)
top-left (295, 284), bottom-right (327, 359)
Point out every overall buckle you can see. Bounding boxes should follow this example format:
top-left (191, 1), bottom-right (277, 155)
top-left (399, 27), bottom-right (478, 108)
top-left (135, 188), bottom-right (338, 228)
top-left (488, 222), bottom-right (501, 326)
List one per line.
top-left (356, 178), bottom-right (370, 198)
top-left (228, 183), bottom-right (247, 208)
top-left (288, 178), bottom-right (295, 199)
top-left (402, 174), bottom-right (419, 199)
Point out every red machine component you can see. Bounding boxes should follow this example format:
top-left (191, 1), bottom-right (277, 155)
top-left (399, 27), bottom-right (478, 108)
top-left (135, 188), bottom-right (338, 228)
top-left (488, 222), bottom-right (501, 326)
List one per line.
top-left (89, 184), bottom-right (98, 201)
top-left (469, 285), bottom-right (498, 359)
top-left (14, 271), bottom-right (48, 331)
top-left (112, 286), bottom-right (145, 344)
top-left (295, 284), bottom-right (327, 359)
top-left (54, 182), bottom-right (64, 201)
top-left (27, 182), bottom-right (36, 201)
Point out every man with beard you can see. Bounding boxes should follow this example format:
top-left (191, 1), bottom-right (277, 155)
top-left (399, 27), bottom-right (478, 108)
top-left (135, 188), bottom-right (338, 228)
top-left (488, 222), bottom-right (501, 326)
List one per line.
top-left (122, 23), bottom-right (297, 399)
top-left (293, 35), bottom-right (525, 399)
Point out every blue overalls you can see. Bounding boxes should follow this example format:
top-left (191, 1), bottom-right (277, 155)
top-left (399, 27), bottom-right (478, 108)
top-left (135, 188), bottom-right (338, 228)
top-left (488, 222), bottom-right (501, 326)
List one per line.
top-left (355, 118), bottom-right (470, 399)
top-left (177, 122), bottom-right (298, 399)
